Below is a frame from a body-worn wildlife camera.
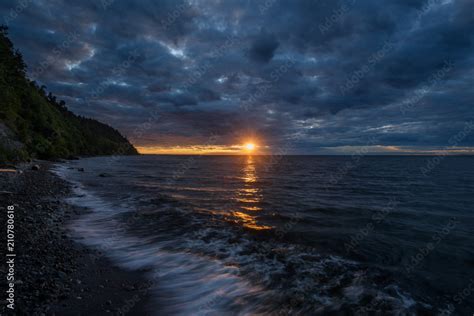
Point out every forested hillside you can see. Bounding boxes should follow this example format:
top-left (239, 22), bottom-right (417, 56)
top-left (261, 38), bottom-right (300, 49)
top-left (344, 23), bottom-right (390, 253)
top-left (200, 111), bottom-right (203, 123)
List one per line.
top-left (0, 26), bottom-right (138, 162)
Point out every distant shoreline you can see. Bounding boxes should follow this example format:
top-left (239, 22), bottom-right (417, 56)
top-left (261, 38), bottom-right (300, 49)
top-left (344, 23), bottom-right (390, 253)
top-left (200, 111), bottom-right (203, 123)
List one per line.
top-left (0, 161), bottom-right (150, 314)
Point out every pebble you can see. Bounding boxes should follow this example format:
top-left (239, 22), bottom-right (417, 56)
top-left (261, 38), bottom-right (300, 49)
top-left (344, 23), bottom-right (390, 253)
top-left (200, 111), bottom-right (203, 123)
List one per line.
top-left (0, 162), bottom-right (147, 315)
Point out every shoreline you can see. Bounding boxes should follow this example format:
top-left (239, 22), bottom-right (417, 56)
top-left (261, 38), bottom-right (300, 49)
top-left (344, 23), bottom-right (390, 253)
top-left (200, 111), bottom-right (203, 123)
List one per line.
top-left (0, 161), bottom-right (151, 315)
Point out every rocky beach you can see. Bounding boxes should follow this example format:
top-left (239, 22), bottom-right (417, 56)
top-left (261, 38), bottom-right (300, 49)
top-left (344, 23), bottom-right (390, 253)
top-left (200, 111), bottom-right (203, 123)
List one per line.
top-left (0, 162), bottom-right (151, 315)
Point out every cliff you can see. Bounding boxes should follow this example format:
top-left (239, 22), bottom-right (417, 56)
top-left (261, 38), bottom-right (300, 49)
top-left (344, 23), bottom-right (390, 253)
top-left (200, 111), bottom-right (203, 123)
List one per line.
top-left (0, 26), bottom-right (138, 163)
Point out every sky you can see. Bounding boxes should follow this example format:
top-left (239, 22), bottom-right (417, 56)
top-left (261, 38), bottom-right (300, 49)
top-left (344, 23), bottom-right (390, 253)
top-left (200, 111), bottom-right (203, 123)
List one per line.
top-left (1, 0), bottom-right (473, 154)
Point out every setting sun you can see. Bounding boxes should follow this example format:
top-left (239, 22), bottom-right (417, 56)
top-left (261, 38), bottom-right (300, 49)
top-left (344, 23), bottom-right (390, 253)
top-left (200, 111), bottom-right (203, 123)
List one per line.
top-left (245, 143), bottom-right (255, 151)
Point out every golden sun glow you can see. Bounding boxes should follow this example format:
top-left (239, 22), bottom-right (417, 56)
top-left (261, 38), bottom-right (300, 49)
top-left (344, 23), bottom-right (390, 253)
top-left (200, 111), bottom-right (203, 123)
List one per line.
top-left (245, 143), bottom-right (255, 151)
top-left (136, 140), bottom-right (265, 155)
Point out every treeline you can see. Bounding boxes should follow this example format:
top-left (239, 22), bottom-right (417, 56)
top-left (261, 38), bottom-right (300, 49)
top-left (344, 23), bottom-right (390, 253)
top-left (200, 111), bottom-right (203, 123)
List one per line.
top-left (0, 26), bottom-right (138, 162)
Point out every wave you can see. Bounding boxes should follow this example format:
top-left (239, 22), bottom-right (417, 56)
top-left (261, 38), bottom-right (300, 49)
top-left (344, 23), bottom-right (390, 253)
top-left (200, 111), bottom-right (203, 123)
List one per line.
top-left (52, 162), bottom-right (436, 315)
top-left (52, 164), bottom-right (275, 315)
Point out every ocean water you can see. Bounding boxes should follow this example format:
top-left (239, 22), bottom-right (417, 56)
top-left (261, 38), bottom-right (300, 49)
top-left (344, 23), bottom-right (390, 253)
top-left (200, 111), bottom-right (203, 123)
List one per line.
top-left (53, 155), bottom-right (474, 315)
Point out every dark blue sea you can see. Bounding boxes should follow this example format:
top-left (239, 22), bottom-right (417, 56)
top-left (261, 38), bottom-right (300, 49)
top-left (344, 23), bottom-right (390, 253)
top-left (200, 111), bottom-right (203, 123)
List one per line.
top-left (53, 155), bottom-right (474, 315)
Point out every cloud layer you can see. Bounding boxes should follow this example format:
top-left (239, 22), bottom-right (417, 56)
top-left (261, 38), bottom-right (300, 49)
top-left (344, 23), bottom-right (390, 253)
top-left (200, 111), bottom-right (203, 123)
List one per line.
top-left (1, 0), bottom-right (473, 153)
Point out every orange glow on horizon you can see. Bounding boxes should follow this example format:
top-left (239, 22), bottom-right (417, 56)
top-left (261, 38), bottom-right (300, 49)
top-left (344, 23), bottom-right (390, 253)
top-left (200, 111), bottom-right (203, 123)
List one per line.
top-left (136, 144), bottom-right (474, 155)
top-left (137, 145), bottom-right (239, 155)
top-left (136, 143), bottom-right (263, 155)
top-left (136, 140), bottom-right (264, 155)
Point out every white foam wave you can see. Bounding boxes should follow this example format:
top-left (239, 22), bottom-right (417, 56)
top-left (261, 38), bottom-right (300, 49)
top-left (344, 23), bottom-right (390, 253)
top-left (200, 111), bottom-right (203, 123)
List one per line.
top-left (52, 163), bottom-right (273, 315)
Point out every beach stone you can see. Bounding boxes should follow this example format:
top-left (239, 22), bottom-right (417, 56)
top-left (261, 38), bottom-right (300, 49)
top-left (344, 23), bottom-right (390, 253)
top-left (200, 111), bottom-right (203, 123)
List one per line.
top-left (0, 161), bottom-right (152, 315)
top-left (32, 164), bottom-right (40, 170)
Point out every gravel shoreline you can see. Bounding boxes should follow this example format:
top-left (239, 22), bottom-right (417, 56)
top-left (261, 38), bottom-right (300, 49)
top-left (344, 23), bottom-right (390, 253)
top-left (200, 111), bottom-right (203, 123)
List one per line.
top-left (0, 162), bottom-right (151, 315)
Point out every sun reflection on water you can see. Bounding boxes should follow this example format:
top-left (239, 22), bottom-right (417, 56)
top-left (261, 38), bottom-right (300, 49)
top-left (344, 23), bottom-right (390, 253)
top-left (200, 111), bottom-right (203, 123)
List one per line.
top-left (231, 156), bottom-right (272, 230)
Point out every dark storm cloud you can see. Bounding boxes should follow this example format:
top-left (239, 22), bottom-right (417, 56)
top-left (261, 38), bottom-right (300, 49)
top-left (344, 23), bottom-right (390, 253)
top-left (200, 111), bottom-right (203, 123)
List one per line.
top-left (1, 0), bottom-right (473, 153)
top-left (249, 31), bottom-right (279, 63)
